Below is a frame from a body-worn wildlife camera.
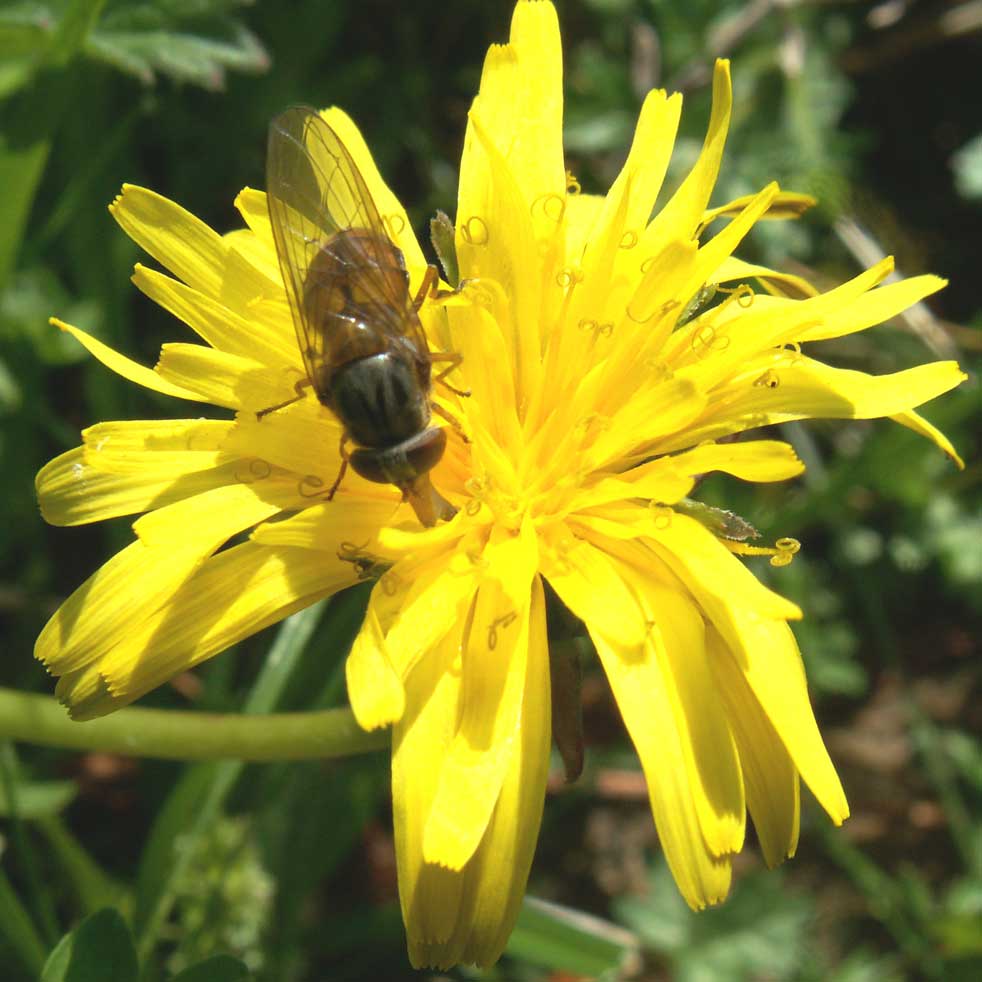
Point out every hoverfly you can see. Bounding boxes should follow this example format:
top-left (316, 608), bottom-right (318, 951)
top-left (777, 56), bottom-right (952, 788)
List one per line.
top-left (263, 106), bottom-right (461, 527)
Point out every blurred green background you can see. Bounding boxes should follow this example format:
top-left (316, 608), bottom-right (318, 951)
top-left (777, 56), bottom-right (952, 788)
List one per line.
top-left (1, 0), bottom-right (980, 979)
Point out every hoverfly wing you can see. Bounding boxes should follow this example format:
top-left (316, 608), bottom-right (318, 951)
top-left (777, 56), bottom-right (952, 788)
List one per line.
top-left (266, 107), bottom-right (427, 393)
top-left (266, 107), bottom-right (338, 390)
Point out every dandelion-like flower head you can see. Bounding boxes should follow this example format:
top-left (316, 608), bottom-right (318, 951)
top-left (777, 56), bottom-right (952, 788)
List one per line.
top-left (36, 1), bottom-right (965, 969)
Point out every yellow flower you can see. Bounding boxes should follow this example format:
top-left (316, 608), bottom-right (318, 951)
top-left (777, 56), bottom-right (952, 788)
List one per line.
top-left (36, 0), bottom-right (965, 970)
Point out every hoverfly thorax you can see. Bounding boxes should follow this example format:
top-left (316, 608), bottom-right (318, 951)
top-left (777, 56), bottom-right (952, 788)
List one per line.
top-left (265, 107), bottom-right (456, 527)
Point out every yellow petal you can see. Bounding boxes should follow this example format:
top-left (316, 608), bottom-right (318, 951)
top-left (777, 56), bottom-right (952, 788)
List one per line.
top-left (552, 174), bottom-right (634, 402)
top-left (801, 274), bottom-right (947, 341)
top-left (60, 542), bottom-right (354, 719)
top-left (570, 89), bottom-right (682, 328)
top-left (458, 112), bottom-right (540, 407)
top-left (223, 227), bottom-right (282, 287)
top-left (131, 264), bottom-right (298, 368)
top-left (594, 629), bottom-right (732, 908)
top-left (383, 542), bottom-right (488, 679)
top-left (38, 482), bottom-right (293, 679)
top-left (748, 357), bottom-right (967, 420)
top-left (701, 190), bottom-right (816, 226)
top-left (399, 576), bottom-right (550, 970)
top-left (37, 539), bottom-right (194, 678)
top-left (345, 598), bottom-right (405, 730)
top-left (36, 422), bottom-right (233, 525)
top-left (154, 342), bottom-right (292, 411)
top-left (716, 613), bottom-right (849, 825)
top-left (131, 480), bottom-right (295, 548)
top-left (443, 577), bottom-right (551, 967)
top-left (708, 625), bottom-right (800, 866)
top-left (51, 318), bottom-right (204, 402)
top-left (892, 409), bottom-right (965, 468)
top-left (655, 356), bottom-right (967, 454)
top-left (670, 440), bottom-right (805, 483)
top-left (643, 59), bottom-right (732, 256)
top-left (684, 183), bottom-right (780, 301)
top-left (109, 184), bottom-right (226, 297)
top-left (393, 630), bottom-right (466, 957)
top-left (80, 419), bottom-right (233, 478)
top-left (585, 376), bottom-right (707, 470)
top-left (567, 460), bottom-right (694, 514)
top-left (448, 304), bottom-right (521, 455)
top-left (564, 192), bottom-right (604, 263)
top-left (505, 0), bottom-right (565, 207)
top-left (586, 238), bottom-right (698, 406)
top-left (541, 523), bottom-right (649, 651)
top-left (668, 258), bottom-right (895, 385)
top-left (645, 514), bottom-right (802, 622)
top-left (464, 0), bottom-right (564, 238)
top-left (609, 546), bottom-right (745, 857)
top-left (423, 517), bottom-right (539, 870)
top-left (251, 497), bottom-right (405, 552)
top-left (234, 187), bottom-right (274, 246)
top-left (712, 255), bottom-right (818, 299)
top-left (220, 401), bottom-right (343, 484)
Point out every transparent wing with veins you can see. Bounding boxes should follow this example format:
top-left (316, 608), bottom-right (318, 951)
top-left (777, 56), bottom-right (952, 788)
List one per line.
top-left (265, 106), bottom-right (427, 391)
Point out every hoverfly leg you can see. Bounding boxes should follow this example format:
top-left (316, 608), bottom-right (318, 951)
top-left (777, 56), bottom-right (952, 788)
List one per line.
top-left (430, 352), bottom-right (470, 398)
top-left (434, 276), bottom-right (475, 299)
top-left (327, 435), bottom-right (351, 500)
top-left (431, 402), bottom-right (469, 443)
top-left (256, 377), bottom-right (312, 420)
top-left (415, 265), bottom-right (472, 307)
top-left (413, 265), bottom-right (441, 310)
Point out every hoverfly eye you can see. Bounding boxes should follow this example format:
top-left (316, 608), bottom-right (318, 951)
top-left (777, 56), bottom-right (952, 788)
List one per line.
top-left (349, 428), bottom-right (447, 486)
top-left (405, 427), bottom-right (447, 477)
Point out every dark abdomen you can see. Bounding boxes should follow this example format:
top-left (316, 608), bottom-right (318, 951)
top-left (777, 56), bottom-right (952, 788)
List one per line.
top-left (330, 352), bottom-right (430, 448)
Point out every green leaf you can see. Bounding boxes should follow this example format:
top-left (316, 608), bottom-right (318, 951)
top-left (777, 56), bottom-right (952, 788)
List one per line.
top-left (0, 0), bottom-right (105, 289)
top-left (36, 816), bottom-right (126, 916)
top-left (0, 867), bottom-right (47, 975)
top-left (506, 895), bottom-right (640, 976)
top-left (170, 954), bottom-right (250, 982)
top-left (0, 776), bottom-right (76, 817)
top-left (41, 908), bottom-right (138, 982)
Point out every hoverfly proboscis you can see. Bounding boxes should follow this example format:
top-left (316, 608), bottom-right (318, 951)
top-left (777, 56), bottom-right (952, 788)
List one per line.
top-left (263, 106), bottom-right (462, 527)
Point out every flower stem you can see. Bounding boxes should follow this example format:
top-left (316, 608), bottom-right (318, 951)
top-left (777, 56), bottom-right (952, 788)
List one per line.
top-left (0, 687), bottom-right (388, 760)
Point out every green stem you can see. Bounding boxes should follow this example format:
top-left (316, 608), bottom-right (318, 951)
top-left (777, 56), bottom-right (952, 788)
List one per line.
top-left (0, 688), bottom-right (388, 761)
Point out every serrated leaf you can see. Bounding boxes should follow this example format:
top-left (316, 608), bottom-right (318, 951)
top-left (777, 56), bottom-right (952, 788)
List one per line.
top-left (615, 860), bottom-right (814, 982)
top-left (429, 210), bottom-right (458, 287)
top-left (41, 908), bottom-right (138, 982)
top-left (86, 21), bottom-right (269, 89)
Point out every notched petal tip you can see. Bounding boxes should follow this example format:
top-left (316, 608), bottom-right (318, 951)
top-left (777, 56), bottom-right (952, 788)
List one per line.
top-left (54, 668), bottom-right (121, 722)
